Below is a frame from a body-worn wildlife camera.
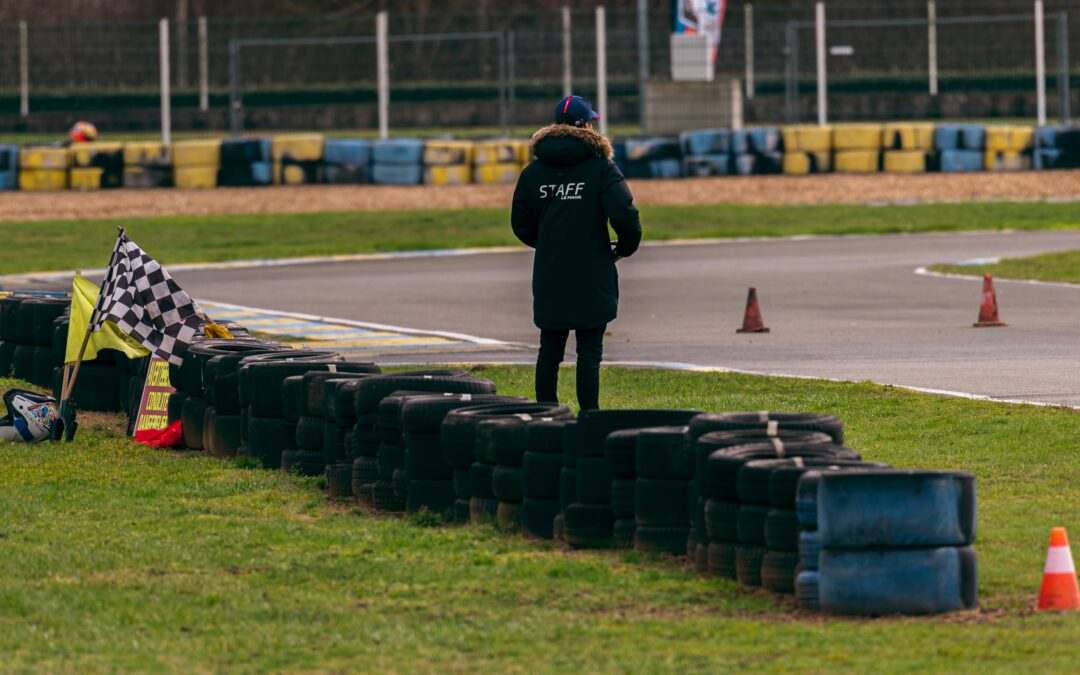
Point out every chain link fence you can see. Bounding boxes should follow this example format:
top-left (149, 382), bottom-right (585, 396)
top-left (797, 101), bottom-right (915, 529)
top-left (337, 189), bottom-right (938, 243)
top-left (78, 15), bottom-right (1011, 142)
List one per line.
top-left (0, 1), bottom-right (1076, 143)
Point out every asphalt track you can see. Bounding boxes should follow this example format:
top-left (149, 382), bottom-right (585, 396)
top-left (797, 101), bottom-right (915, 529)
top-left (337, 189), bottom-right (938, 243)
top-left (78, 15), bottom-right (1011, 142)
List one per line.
top-left (157, 229), bottom-right (1080, 407)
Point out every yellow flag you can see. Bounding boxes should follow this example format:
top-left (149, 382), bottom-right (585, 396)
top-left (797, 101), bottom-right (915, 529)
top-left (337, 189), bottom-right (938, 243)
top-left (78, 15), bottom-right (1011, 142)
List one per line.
top-left (65, 274), bottom-right (150, 365)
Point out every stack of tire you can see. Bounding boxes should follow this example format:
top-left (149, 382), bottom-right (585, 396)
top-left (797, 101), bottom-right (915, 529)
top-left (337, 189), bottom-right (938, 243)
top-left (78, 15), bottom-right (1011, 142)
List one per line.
top-left (313, 373), bottom-right (381, 500)
top-left (173, 140), bottom-right (221, 190)
top-left (423, 141), bottom-right (474, 186)
top-left (565, 410), bottom-right (700, 550)
top-left (272, 134), bottom-right (323, 185)
top-left (372, 139), bottom-right (424, 185)
top-left (735, 128), bottom-right (783, 175)
top-left (0, 144), bottom-right (16, 191)
top-left (324, 139), bottom-right (372, 184)
top-left (123, 142), bottom-right (172, 188)
top-left (218, 137), bottom-right (272, 186)
top-left (604, 429), bottom-right (645, 548)
top-left (882, 123), bottom-right (935, 174)
top-left (934, 124), bottom-right (985, 173)
top-left (0, 296), bottom-right (67, 389)
top-left (832, 124), bottom-right (883, 174)
top-left (616, 138), bottom-right (682, 179)
top-left (441, 403), bottom-right (571, 525)
top-left (472, 140), bottom-right (527, 184)
top-left (685, 412), bottom-right (848, 576)
top-left (796, 469), bottom-right (977, 615)
top-left (520, 418), bottom-right (568, 539)
top-left (679, 129), bottom-right (732, 177)
top-left (632, 426), bottom-right (697, 555)
top-left (47, 309), bottom-right (147, 415)
top-left (984, 126), bottom-right (1034, 172)
top-left (781, 126), bottom-right (833, 175)
top-left (1035, 125), bottom-right (1080, 169)
top-left (70, 143), bottom-right (123, 190)
top-left (486, 415), bottom-right (537, 531)
top-left (553, 420), bottom-right (579, 541)
top-left (17, 147), bottom-right (68, 190)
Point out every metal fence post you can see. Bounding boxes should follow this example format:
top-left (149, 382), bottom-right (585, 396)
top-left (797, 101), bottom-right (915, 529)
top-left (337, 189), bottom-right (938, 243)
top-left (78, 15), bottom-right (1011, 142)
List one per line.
top-left (1058, 12), bottom-right (1071, 123)
top-left (1035, 0), bottom-right (1047, 125)
top-left (159, 18), bottom-right (172, 145)
top-left (198, 16), bottom-right (209, 112)
top-left (637, 0), bottom-right (649, 123)
top-left (177, 0), bottom-right (189, 89)
top-left (745, 4), bottom-right (755, 99)
top-left (18, 21), bottom-right (29, 117)
top-left (928, 1), bottom-right (938, 96)
top-left (596, 6), bottom-right (608, 137)
top-left (815, 2), bottom-right (827, 126)
top-left (562, 7), bottom-right (572, 97)
top-left (228, 39), bottom-right (242, 134)
top-left (377, 11), bottom-right (390, 139)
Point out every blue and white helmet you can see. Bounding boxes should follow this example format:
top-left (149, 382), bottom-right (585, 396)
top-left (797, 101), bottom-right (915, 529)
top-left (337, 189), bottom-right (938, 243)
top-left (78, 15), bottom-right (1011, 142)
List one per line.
top-left (0, 389), bottom-right (57, 443)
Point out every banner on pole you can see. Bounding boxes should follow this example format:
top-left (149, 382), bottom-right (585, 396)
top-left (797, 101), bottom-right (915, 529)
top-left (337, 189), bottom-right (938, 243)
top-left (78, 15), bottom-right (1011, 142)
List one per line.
top-left (673, 0), bottom-right (728, 62)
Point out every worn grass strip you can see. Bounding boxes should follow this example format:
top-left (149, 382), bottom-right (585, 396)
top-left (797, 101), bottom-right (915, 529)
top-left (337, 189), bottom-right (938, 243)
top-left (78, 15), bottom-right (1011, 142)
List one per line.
top-left (0, 367), bottom-right (1078, 672)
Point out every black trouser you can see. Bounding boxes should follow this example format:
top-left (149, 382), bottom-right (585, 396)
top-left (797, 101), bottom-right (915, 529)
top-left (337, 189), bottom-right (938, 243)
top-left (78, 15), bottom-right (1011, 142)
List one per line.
top-left (536, 324), bottom-right (606, 411)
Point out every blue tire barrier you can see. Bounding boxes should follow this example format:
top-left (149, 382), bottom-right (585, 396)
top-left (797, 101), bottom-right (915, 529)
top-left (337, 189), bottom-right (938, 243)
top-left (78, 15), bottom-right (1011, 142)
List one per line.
top-left (624, 137), bottom-right (682, 162)
top-left (682, 154), bottom-right (730, 177)
top-left (324, 139), bottom-right (372, 184)
top-left (732, 154), bottom-right (756, 176)
top-left (796, 570), bottom-right (820, 610)
top-left (325, 164), bottom-right (371, 184)
top-left (932, 124), bottom-right (960, 151)
top-left (373, 138), bottom-right (424, 165)
top-left (958, 124), bottom-right (986, 150)
top-left (219, 161), bottom-right (272, 187)
top-left (730, 130), bottom-right (750, 155)
top-left (747, 128), bottom-right (782, 154)
top-left (221, 137), bottom-right (272, 164)
top-left (1035, 125), bottom-right (1058, 149)
top-left (1035, 148), bottom-right (1063, 170)
top-left (0, 144), bottom-right (16, 191)
top-left (679, 129), bottom-right (730, 156)
top-left (372, 163), bottom-right (423, 185)
top-left (938, 150), bottom-right (984, 173)
top-left (817, 470), bottom-right (976, 549)
top-left (799, 529), bottom-right (820, 570)
top-left (819, 546), bottom-right (978, 615)
top-left (794, 465), bottom-right (891, 529)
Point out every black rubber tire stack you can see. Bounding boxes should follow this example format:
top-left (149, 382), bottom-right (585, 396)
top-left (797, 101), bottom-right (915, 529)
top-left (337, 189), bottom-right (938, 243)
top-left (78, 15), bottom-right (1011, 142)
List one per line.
top-left (554, 420), bottom-right (579, 543)
top-left (520, 418), bottom-right (567, 540)
top-left (201, 343), bottom-right (293, 457)
top-left (604, 429), bottom-right (643, 549)
top-left (377, 390), bottom-right (455, 518)
top-left (486, 417), bottom-right (533, 532)
top-left (633, 426), bottom-right (694, 556)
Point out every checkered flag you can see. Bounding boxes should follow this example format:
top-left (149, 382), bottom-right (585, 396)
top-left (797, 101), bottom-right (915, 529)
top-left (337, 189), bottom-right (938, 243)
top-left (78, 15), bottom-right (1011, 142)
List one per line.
top-left (92, 230), bottom-right (208, 366)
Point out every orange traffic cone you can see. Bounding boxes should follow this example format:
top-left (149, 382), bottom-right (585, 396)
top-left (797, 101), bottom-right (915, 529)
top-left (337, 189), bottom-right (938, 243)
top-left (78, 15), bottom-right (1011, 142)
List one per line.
top-left (973, 274), bottom-right (1007, 327)
top-left (1037, 527), bottom-right (1080, 611)
top-left (736, 287), bottom-right (770, 334)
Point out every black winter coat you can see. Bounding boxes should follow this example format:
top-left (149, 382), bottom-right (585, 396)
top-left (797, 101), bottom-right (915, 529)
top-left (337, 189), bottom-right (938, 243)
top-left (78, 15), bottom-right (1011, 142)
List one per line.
top-left (512, 124), bottom-right (642, 331)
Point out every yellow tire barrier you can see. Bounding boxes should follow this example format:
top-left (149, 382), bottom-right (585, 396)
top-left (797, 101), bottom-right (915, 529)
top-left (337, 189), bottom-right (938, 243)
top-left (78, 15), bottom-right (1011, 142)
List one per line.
top-left (474, 140), bottom-right (528, 165)
top-left (174, 166), bottom-right (218, 190)
top-left (271, 134), bottom-right (324, 162)
top-left (473, 163), bottom-right (522, 184)
top-left (782, 152), bottom-right (831, 175)
top-left (123, 142), bottom-right (171, 168)
top-left (423, 140), bottom-right (475, 166)
top-left (18, 169), bottom-right (68, 190)
top-left (272, 163), bottom-right (318, 186)
top-left (834, 150), bottom-right (880, 174)
top-left (985, 126), bottom-right (1034, 153)
top-left (782, 125), bottom-right (833, 153)
top-left (424, 165), bottom-right (472, 186)
top-left (832, 124), bottom-right (884, 151)
top-left (173, 139), bottom-right (221, 168)
top-left (883, 150), bottom-right (928, 173)
top-left (985, 150), bottom-right (1033, 172)
top-left (19, 147), bottom-right (69, 170)
top-left (70, 142), bottom-right (122, 168)
top-left (882, 123), bottom-right (935, 151)
top-left (69, 167), bottom-right (105, 190)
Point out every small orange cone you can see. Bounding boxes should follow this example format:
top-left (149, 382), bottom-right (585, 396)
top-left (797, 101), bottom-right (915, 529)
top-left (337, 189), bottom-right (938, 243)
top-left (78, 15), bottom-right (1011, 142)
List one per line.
top-left (973, 274), bottom-right (1007, 327)
top-left (736, 287), bottom-right (770, 334)
top-left (1037, 527), bottom-right (1080, 611)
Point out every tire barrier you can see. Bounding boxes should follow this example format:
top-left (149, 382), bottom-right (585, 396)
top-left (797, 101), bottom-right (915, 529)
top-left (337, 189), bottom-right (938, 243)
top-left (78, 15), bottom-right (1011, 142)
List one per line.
top-left (18, 147), bottom-right (69, 190)
top-left (70, 142), bottom-right (123, 190)
top-left (324, 139), bottom-right (372, 184)
top-left (0, 144), bottom-right (17, 191)
top-left (173, 140), bottom-right (221, 190)
top-left (219, 137), bottom-right (272, 187)
top-left (373, 138), bottom-right (424, 185)
top-left (617, 138), bottom-right (683, 179)
top-left (122, 142), bottom-right (171, 188)
top-left (272, 134), bottom-right (324, 186)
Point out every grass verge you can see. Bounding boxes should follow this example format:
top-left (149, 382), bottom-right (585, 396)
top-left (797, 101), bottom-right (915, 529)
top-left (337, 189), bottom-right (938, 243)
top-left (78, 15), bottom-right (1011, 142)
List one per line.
top-left (3, 201), bottom-right (1080, 275)
top-left (931, 249), bottom-right (1080, 284)
top-left (1, 367), bottom-right (1078, 672)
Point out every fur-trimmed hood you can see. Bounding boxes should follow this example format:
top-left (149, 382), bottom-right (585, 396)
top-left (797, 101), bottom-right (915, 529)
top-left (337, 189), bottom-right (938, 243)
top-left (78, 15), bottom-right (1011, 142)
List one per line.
top-left (530, 124), bottom-right (614, 166)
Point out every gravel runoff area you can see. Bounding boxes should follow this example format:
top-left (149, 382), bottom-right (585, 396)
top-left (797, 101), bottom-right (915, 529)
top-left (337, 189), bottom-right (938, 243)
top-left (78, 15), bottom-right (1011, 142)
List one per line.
top-left (2, 171), bottom-right (1079, 223)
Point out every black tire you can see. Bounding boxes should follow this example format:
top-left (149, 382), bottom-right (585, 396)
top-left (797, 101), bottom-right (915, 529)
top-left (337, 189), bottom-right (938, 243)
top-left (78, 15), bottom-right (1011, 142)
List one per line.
top-left (704, 440), bottom-right (858, 501)
top-left (30, 299), bottom-right (68, 347)
top-left (705, 499), bottom-right (740, 543)
top-left (559, 468), bottom-right (577, 510)
top-left (496, 501), bottom-right (521, 531)
top-left (49, 317), bottom-right (69, 367)
top-left (355, 482), bottom-right (375, 508)
top-left (281, 375), bottom-right (305, 423)
top-left (12, 344), bottom-right (35, 381)
top-left (400, 394), bottom-right (528, 434)
top-left (181, 396), bottom-right (209, 450)
top-left (563, 503), bottom-right (615, 549)
top-left (562, 420), bottom-right (580, 467)
top-left (354, 371), bottom-right (491, 413)
top-left (173, 340), bottom-right (280, 397)
top-left (406, 479), bottom-right (455, 516)
top-left (469, 496), bottom-right (499, 524)
top-left (202, 407), bottom-right (216, 454)
top-left (634, 426), bottom-right (691, 479)
top-left (452, 468), bottom-right (471, 499)
top-left (442, 402), bottom-right (573, 468)
top-left (492, 465), bottom-right (523, 502)
top-left (578, 409), bottom-right (702, 457)
top-left (764, 508), bottom-right (799, 552)
top-left (284, 450), bottom-right (326, 477)
top-left (0, 297), bottom-right (25, 342)
top-left (735, 545), bottom-right (767, 586)
top-left (378, 390), bottom-right (449, 442)
top-left (613, 518), bottom-right (636, 549)
top-left (248, 416), bottom-right (298, 470)
top-left (707, 542), bottom-right (738, 579)
top-left (526, 419), bottom-right (567, 454)
top-left (352, 456), bottom-right (380, 484)
top-left (634, 478), bottom-right (689, 527)
top-left (796, 571), bottom-right (820, 610)
top-left (322, 423), bottom-right (348, 463)
top-left (552, 512), bottom-right (566, 542)
top-left (766, 459), bottom-right (888, 509)
top-left (167, 391), bottom-right (188, 424)
top-left (305, 370), bottom-right (378, 417)
top-left (392, 469), bottom-right (407, 500)
top-left (633, 526), bottom-right (690, 556)
top-left (761, 551), bottom-right (800, 594)
top-left (238, 353), bottom-right (347, 416)
top-left (610, 479), bottom-right (635, 518)
top-left (522, 451), bottom-right (563, 500)
top-left (326, 463), bottom-right (353, 499)
top-left (604, 429), bottom-right (641, 478)
top-left (469, 462), bottom-right (496, 498)
top-left (474, 417), bottom-right (528, 465)
top-left (453, 499), bottom-right (470, 524)
top-left (575, 457), bottom-right (612, 505)
top-left (65, 363), bottom-right (123, 412)
top-left (799, 530), bottom-right (820, 571)
top-left (296, 416), bottom-right (325, 451)
top-left (404, 431), bottom-right (451, 480)
top-left (689, 428), bottom-right (833, 496)
top-left (372, 480), bottom-right (405, 512)
top-left (31, 345), bottom-right (53, 389)
top-left (209, 413), bottom-right (243, 458)
top-left (377, 443), bottom-right (405, 481)
top-left (281, 450), bottom-right (299, 472)
top-left (15, 299), bottom-right (39, 345)
top-left (691, 412), bottom-right (844, 444)
top-left (0, 341), bottom-right (16, 377)
top-left (737, 505), bottom-right (769, 545)
top-left (521, 498), bottom-right (560, 539)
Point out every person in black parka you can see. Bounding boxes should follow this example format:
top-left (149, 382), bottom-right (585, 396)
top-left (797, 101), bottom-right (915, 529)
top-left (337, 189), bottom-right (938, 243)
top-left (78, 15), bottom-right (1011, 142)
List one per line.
top-left (512, 95), bottom-right (641, 410)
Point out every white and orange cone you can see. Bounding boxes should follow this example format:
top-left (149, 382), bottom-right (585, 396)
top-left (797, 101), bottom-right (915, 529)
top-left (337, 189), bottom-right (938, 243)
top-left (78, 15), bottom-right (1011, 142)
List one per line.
top-left (1037, 527), bottom-right (1080, 611)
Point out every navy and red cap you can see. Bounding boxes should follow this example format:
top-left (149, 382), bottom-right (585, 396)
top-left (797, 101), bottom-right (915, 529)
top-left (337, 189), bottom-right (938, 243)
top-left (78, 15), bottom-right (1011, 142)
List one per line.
top-left (555, 95), bottom-right (600, 127)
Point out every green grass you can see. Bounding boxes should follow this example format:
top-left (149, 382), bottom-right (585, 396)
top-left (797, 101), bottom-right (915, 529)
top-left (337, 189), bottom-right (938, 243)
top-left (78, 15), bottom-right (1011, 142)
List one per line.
top-left (2, 366), bottom-right (1078, 672)
top-left (932, 249), bottom-right (1080, 284)
top-left (5, 200), bottom-right (1080, 276)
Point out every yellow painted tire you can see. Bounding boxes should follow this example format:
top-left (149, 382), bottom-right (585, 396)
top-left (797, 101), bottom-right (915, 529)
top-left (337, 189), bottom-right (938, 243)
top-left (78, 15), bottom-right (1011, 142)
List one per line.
top-left (19, 147), bottom-right (69, 171)
top-left (18, 169), bottom-right (68, 190)
top-left (883, 151), bottom-right (927, 173)
top-left (424, 165), bottom-right (472, 186)
top-left (173, 140), bottom-right (221, 168)
top-left (832, 124), bottom-right (884, 151)
top-left (174, 166), bottom-right (218, 189)
top-left (472, 163), bottom-right (521, 184)
top-left (834, 150), bottom-right (880, 174)
top-left (271, 134), bottom-right (324, 162)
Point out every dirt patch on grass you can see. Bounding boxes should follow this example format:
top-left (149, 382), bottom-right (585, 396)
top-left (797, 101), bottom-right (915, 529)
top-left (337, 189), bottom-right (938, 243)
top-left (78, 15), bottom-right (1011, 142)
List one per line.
top-left (3, 171), bottom-right (1079, 223)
